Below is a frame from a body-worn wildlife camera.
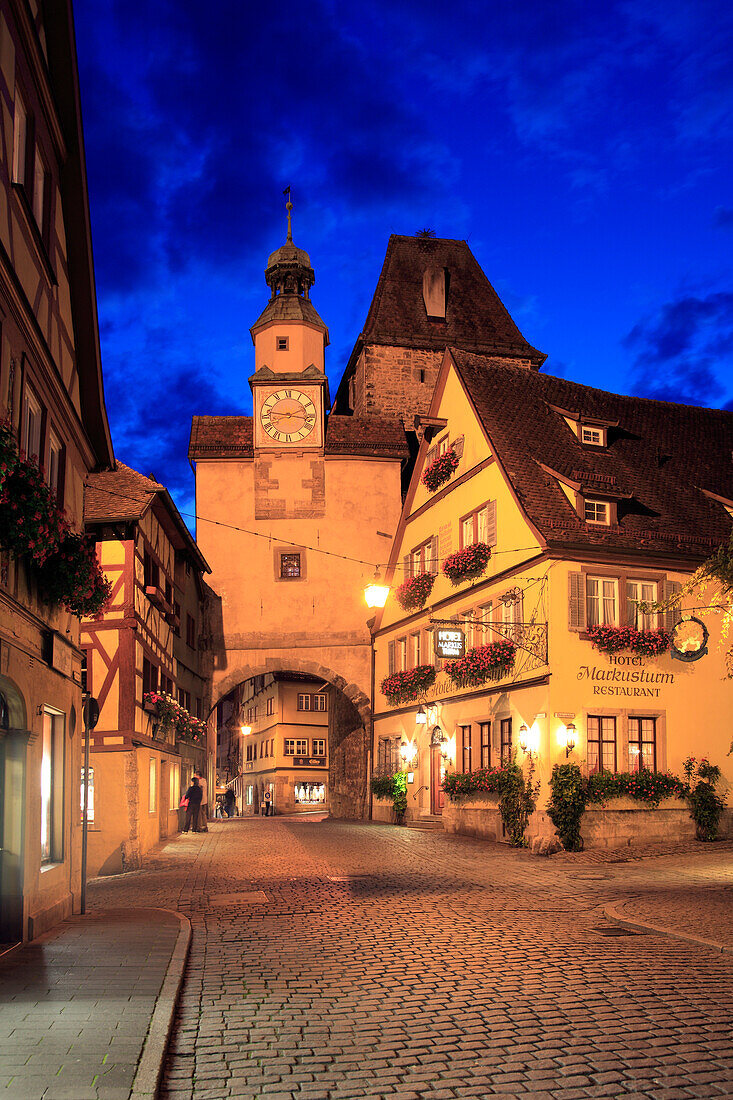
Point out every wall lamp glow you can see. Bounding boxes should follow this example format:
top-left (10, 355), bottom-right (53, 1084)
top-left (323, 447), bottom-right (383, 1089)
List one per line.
top-left (518, 724), bottom-right (529, 752)
top-left (565, 722), bottom-right (576, 757)
top-left (364, 570), bottom-right (390, 608)
top-left (400, 740), bottom-right (418, 765)
top-left (415, 706), bottom-right (427, 725)
top-left (240, 725), bottom-right (252, 736)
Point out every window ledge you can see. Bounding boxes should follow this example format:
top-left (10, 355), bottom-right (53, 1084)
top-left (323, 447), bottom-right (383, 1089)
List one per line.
top-left (40, 860), bottom-right (63, 873)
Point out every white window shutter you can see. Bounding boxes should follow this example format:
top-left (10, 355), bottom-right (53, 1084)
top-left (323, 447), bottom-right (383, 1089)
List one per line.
top-left (486, 500), bottom-right (497, 547)
top-left (568, 572), bottom-right (586, 631)
top-left (430, 535), bottom-right (439, 575)
top-left (403, 554), bottom-right (411, 581)
top-left (663, 581), bottom-right (682, 632)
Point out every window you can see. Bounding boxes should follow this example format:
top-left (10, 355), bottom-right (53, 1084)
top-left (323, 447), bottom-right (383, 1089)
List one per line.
top-left (460, 612), bottom-right (474, 649)
top-left (627, 580), bottom-right (658, 630)
top-left (377, 736), bottom-right (401, 776)
top-left (80, 765), bottom-right (94, 824)
top-left (409, 537), bottom-right (435, 577)
top-left (500, 592), bottom-right (524, 642)
top-left (41, 710), bottom-right (64, 862)
top-left (12, 89), bottom-right (28, 187)
top-left (397, 638), bottom-right (407, 672)
top-left (477, 603), bottom-right (493, 643)
top-left (436, 435), bottom-right (449, 457)
top-left (195, 697), bottom-right (202, 719)
top-left (143, 550), bottom-right (159, 590)
top-left (80, 648), bottom-right (90, 695)
top-left (586, 577), bottom-right (618, 627)
top-left (500, 718), bottom-right (512, 765)
top-left (587, 715), bottom-right (617, 773)
top-left (21, 384), bottom-right (43, 465)
top-left (252, 743), bottom-right (257, 761)
top-left (173, 601), bottom-right (181, 635)
top-left (178, 688), bottom-right (191, 712)
top-left (298, 693), bottom-right (311, 711)
top-left (410, 632), bottom-right (421, 668)
top-left (296, 739), bottom-right (307, 755)
top-left (459, 725), bottom-right (472, 772)
top-left (284, 739), bottom-right (295, 755)
top-left (581, 426), bottom-right (605, 446)
top-left (276, 336), bottom-right (289, 351)
top-left (266, 697), bottom-right (274, 716)
top-left (246, 743), bottom-right (253, 762)
top-left (584, 499), bottom-right (610, 525)
top-left (142, 658), bottom-right (159, 697)
top-left (480, 722), bottom-right (491, 769)
top-left (313, 738), bottom-right (326, 756)
top-left (388, 641), bottom-right (396, 675)
top-left (169, 763), bottom-right (179, 808)
top-left (186, 614), bottom-right (196, 648)
top-left (33, 142), bottom-right (47, 230)
top-left (149, 758), bottom-right (157, 812)
top-left (280, 552), bottom-right (301, 579)
top-left (47, 429), bottom-right (64, 503)
top-left (313, 693), bottom-right (327, 712)
top-left (628, 717), bottom-right (656, 772)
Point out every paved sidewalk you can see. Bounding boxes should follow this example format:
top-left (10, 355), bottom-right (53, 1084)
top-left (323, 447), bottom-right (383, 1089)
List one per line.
top-left (0, 907), bottom-right (189, 1100)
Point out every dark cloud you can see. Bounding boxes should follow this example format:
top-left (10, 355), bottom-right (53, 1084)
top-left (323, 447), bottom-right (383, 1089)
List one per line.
top-left (624, 291), bottom-right (733, 406)
top-left (714, 207), bottom-right (733, 228)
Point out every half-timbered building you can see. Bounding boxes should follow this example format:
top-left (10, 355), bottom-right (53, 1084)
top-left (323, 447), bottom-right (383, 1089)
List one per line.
top-left (82, 464), bottom-right (211, 875)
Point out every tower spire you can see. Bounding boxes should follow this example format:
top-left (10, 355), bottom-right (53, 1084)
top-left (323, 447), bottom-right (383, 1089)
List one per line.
top-left (284, 185), bottom-right (293, 242)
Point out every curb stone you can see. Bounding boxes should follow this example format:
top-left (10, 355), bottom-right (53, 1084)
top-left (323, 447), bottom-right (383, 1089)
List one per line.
top-left (603, 898), bottom-right (731, 955)
top-left (129, 908), bottom-right (191, 1100)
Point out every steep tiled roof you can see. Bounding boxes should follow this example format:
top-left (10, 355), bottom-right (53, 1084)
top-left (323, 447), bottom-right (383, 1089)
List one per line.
top-left (250, 295), bottom-right (329, 342)
top-left (189, 414), bottom-right (408, 460)
top-left (84, 463), bottom-right (164, 522)
top-left (354, 236), bottom-right (545, 364)
top-left (450, 350), bottom-right (733, 559)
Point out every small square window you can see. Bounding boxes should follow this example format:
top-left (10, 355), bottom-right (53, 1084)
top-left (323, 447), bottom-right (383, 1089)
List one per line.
top-left (276, 336), bottom-right (289, 351)
top-left (280, 553), bottom-right (301, 578)
top-left (584, 499), bottom-right (609, 525)
top-left (581, 426), bottom-right (604, 446)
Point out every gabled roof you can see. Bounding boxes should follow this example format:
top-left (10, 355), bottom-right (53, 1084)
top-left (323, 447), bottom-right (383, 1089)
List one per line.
top-left (349, 235), bottom-right (545, 362)
top-left (448, 349), bottom-right (733, 559)
top-left (84, 463), bottom-right (210, 572)
top-left (188, 414), bottom-right (409, 460)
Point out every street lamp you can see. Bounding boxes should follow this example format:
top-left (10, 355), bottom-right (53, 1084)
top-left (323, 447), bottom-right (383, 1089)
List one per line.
top-left (565, 722), bottom-right (576, 757)
top-left (364, 569), bottom-right (390, 608)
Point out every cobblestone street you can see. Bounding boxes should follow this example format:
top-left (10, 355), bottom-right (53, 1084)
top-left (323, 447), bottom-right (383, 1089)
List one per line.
top-left (89, 819), bottom-right (733, 1100)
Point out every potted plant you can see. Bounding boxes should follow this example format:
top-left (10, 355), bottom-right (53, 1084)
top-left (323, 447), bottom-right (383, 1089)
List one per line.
top-left (394, 572), bottom-right (436, 611)
top-left (445, 641), bottom-right (516, 687)
top-left (422, 446), bottom-right (459, 492)
top-left (381, 664), bottom-right (437, 705)
top-left (442, 543), bottom-right (491, 586)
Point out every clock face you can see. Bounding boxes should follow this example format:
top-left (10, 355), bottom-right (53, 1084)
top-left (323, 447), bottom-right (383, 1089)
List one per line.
top-left (260, 389), bottom-right (318, 443)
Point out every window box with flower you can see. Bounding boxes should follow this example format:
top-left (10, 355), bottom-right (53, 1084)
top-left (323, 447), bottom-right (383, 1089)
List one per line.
top-left (381, 665), bottom-right (437, 706)
top-left (587, 625), bottom-right (670, 656)
top-left (442, 542), bottom-right (491, 586)
top-left (394, 571), bottom-right (436, 611)
top-left (421, 446), bottom-right (459, 492)
top-left (445, 641), bottom-right (516, 688)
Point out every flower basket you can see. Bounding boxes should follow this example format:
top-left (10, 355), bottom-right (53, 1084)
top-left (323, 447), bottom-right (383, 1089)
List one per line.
top-left (0, 456), bottom-right (64, 564)
top-left (445, 641), bottom-right (516, 687)
top-left (585, 770), bottom-right (686, 807)
top-left (381, 665), bottom-right (437, 705)
top-left (37, 531), bottom-right (111, 617)
top-left (143, 691), bottom-right (178, 730)
top-left (395, 572), bottom-right (436, 611)
top-left (422, 447), bottom-right (459, 492)
top-left (442, 542), bottom-right (491, 586)
top-left (588, 625), bottom-right (670, 656)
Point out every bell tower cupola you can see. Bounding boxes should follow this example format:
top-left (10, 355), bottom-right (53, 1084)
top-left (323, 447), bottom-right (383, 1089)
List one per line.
top-left (250, 190), bottom-right (329, 375)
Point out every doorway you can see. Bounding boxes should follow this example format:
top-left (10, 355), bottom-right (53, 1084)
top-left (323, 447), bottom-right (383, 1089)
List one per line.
top-left (430, 746), bottom-right (445, 815)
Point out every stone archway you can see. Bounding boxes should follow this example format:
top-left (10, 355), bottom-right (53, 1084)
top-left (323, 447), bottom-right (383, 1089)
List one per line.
top-left (211, 658), bottom-right (372, 820)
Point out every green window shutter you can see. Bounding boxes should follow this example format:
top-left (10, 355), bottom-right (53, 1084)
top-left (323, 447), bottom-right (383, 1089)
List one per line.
top-left (568, 571), bottom-right (586, 631)
top-left (663, 581), bottom-right (682, 632)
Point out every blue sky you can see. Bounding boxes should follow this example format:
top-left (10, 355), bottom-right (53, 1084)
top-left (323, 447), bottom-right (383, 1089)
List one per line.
top-left (73, 0), bottom-right (733, 521)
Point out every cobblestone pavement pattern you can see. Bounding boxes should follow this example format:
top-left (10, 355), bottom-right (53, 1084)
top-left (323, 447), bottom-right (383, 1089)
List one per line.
top-left (87, 819), bottom-right (733, 1100)
top-left (0, 908), bottom-right (180, 1100)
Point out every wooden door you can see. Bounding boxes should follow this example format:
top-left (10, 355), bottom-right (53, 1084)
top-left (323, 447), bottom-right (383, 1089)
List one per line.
top-left (430, 746), bottom-right (445, 815)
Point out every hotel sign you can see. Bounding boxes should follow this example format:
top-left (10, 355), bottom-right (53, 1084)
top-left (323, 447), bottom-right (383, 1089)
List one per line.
top-left (434, 628), bottom-right (465, 660)
top-left (293, 756), bottom-right (326, 767)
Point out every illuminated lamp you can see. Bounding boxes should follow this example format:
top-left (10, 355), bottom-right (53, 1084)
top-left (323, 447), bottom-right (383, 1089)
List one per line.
top-left (416, 706), bottom-right (427, 725)
top-left (518, 724), bottom-right (529, 752)
top-left (565, 722), bottom-right (576, 757)
top-left (240, 725), bottom-right (252, 736)
top-left (364, 569), bottom-right (390, 608)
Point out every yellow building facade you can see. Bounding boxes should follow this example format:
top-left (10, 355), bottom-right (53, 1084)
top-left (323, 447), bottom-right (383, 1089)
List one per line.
top-left (372, 348), bottom-right (733, 845)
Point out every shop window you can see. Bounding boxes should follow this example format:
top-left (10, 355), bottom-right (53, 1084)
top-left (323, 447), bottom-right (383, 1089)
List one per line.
top-left (149, 758), bottom-right (157, 812)
top-left (312, 738), bottom-right (326, 756)
top-left (246, 785), bottom-right (253, 805)
top-left (587, 715), bottom-right (617, 774)
top-left (41, 709), bottom-right (64, 863)
top-left (459, 725), bottom-right (472, 773)
top-left (627, 580), bottom-right (658, 630)
top-left (586, 577), bottom-right (618, 627)
top-left (628, 717), bottom-right (656, 772)
top-left (80, 765), bottom-right (94, 824)
top-left (294, 782), bottom-right (326, 805)
top-left (500, 718), bottom-right (512, 766)
top-left (479, 722), bottom-right (491, 769)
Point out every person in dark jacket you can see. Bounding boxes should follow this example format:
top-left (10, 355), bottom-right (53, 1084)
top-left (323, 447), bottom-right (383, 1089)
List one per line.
top-left (223, 788), bottom-right (236, 817)
top-left (183, 776), bottom-right (203, 832)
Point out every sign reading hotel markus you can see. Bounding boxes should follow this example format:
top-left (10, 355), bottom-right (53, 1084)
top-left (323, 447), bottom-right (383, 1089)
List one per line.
top-left (434, 628), bottom-right (465, 660)
top-left (293, 756), bottom-right (326, 768)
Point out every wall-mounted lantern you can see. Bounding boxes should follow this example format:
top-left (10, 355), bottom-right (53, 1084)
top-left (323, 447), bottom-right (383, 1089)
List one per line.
top-left (564, 722), bottom-right (576, 757)
top-left (518, 724), bottom-right (529, 752)
top-left (416, 706), bottom-right (427, 725)
top-left (364, 570), bottom-right (390, 608)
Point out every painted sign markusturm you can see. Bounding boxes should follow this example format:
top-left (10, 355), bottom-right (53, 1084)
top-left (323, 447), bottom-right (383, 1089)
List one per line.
top-left (434, 628), bottom-right (465, 659)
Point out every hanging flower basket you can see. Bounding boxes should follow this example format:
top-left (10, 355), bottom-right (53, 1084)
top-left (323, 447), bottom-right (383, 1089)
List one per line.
top-left (445, 641), bottom-right (516, 688)
top-left (422, 446), bottom-right (459, 492)
top-left (143, 691), bottom-right (178, 730)
top-left (395, 572), bottom-right (436, 611)
top-left (442, 542), bottom-right (491, 586)
top-left (588, 625), bottom-right (670, 656)
top-left (381, 665), bottom-right (437, 706)
top-left (37, 531), bottom-right (112, 617)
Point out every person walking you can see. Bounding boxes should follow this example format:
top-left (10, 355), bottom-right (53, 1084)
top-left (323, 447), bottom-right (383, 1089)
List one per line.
top-left (196, 771), bottom-right (209, 832)
top-left (263, 788), bottom-right (273, 816)
top-left (223, 788), bottom-right (236, 818)
top-left (182, 776), bottom-right (203, 833)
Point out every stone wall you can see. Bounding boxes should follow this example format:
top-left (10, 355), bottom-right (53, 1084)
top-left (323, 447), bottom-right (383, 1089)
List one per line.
top-left (581, 798), bottom-right (696, 849)
top-left (355, 346), bottom-right (442, 419)
top-left (329, 689), bottom-right (368, 819)
top-left (442, 796), bottom-right (504, 842)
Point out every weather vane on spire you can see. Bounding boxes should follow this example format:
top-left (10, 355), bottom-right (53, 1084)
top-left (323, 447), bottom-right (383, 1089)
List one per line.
top-left (283, 185), bottom-right (293, 242)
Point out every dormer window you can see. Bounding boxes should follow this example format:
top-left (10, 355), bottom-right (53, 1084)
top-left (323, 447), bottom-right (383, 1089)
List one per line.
top-left (584, 499), bottom-right (610, 525)
top-left (276, 336), bottom-right (289, 351)
top-left (581, 425), bottom-right (606, 446)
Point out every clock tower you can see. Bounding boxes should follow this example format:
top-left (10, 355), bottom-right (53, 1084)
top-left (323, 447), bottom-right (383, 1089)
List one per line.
top-left (250, 200), bottom-right (329, 452)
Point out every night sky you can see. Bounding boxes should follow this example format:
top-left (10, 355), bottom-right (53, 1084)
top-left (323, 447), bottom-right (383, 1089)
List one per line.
top-left (73, 0), bottom-right (732, 523)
